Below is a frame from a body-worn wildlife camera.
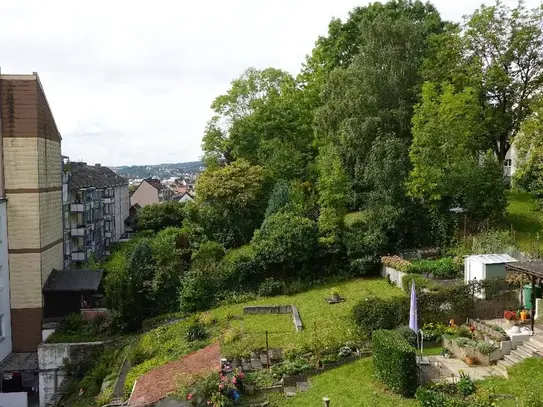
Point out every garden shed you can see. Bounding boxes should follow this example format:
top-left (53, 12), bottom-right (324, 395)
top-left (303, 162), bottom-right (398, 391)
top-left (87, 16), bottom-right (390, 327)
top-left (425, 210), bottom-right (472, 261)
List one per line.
top-left (464, 254), bottom-right (517, 285)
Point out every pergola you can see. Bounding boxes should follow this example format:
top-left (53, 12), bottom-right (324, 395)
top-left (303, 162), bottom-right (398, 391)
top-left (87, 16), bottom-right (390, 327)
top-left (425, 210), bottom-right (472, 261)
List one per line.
top-left (505, 260), bottom-right (543, 333)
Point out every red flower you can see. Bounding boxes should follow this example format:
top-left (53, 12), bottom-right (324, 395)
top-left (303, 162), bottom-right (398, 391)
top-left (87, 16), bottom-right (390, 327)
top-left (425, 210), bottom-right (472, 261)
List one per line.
top-left (187, 393), bottom-right (193, 400)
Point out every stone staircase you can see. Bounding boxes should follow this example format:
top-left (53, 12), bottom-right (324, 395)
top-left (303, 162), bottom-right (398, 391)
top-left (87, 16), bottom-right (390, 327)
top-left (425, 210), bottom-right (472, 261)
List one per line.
top-left (497, 335), bottom-right (543, 375)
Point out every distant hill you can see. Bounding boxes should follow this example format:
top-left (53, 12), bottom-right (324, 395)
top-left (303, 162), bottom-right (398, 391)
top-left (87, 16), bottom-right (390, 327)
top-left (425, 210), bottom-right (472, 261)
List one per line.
top-left (111, 161), bottom-right (203, 179)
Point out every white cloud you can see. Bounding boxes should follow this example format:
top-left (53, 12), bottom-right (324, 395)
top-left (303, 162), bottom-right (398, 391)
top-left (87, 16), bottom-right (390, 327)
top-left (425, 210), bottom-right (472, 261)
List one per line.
top-left (0, 0), bottom-right (538, 165)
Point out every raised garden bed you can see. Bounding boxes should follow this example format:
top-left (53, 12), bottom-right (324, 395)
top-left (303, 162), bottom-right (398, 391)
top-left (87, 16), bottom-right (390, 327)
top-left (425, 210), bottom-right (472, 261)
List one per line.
top-left (469, 319), bottom-right (509, 342)
top-left (443, 336), bottom-right (501, 366)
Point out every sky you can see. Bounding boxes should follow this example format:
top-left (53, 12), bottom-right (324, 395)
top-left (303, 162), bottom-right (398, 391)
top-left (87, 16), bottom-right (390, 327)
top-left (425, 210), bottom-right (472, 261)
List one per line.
top-left (0, 0), bottom-right (539, 166)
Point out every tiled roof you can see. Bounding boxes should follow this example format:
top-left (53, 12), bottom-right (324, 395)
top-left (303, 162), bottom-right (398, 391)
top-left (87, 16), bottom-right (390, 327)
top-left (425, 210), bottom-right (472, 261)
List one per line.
top-left (144, 178), bottom-right (163, 190)
top-left (69, 162), bottom-right (128, 190)
top-left (128, 342), bottom-right (220, 407)
top-left (43, 269), bottom-right (104, 292)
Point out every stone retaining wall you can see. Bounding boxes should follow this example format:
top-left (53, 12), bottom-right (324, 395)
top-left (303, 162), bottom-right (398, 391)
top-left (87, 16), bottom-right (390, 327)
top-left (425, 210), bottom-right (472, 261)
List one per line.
top-left (243, 305), bottom-right (303, 332)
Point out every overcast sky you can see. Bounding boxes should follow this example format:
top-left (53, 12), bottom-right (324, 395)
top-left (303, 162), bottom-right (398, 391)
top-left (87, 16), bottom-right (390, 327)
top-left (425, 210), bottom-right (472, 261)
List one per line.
top-left (0, 0), bottom-right (538, 166)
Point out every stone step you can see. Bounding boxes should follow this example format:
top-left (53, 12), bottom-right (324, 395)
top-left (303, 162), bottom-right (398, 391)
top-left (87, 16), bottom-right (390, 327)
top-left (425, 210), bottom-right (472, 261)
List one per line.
top-left (529, 335), bottom-right (543, 349)
top-left (296, 382), bottom-right (310, 392)
top-left (504, 353), bottom-right (522, 364)
top-left (511, 348), bottom-right (531, 359)
top-left (497, 360), bottom-right (512, 378)
top-left (520, 342), bottom-right (541, 355)
top-left (283, 387), bottom-right (296, 397)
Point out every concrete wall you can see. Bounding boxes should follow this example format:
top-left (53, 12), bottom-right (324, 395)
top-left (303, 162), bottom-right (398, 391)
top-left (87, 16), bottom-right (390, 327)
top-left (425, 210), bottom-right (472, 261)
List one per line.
top-left (0, 392), bottom-right (28, 407)
top-left (0, 201), bottom-right (12, 363)
top-left (381, 265), bottom-right (406, 289)
top-left (38, 341), bottom-right (105, 407)
top-left (130, 181), bottom-right (158, 208)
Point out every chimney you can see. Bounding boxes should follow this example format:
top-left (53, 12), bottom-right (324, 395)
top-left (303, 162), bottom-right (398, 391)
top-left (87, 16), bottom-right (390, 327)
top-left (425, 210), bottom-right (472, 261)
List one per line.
top-left (95, 163), bottom-right (101, 168)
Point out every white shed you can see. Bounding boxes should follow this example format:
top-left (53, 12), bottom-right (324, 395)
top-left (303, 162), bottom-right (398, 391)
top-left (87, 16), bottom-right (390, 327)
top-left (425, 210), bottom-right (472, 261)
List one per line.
top-left (464, 254), bottom-right (518, 284)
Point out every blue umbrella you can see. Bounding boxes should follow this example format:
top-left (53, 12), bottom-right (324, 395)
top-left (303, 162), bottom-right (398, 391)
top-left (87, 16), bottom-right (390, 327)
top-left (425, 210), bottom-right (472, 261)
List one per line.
top-left (409, 281), bottom-right (418, 333)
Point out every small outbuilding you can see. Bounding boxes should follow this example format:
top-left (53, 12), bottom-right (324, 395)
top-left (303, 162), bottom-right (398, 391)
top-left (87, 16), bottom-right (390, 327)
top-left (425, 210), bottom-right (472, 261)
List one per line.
top-left (43, 269), bottom-right (104, 320)
top-left (464, 254), bottom-right (518, 284)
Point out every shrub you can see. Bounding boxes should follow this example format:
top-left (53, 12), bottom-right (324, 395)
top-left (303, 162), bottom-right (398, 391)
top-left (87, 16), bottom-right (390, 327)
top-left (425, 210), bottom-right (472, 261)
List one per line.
top-left (476, 341), bottom-right (498, 355)
top-left (257, 278), bottom-right (285, 297)
top-left (381, 255), bottom-right (412, 272)
top-left (409, 258), bottom-right (459, 278)
top-left (372, 330), bottom-right (418, 397)
top-left (197, 312), bottom-right (216, 326)
top-left (185, 322), bottom-right (208, 342)
top-left (179, 270), bottom-right (218, 313)
top-left (395, 326), bottom-right (417, 348)
top-left (220, 245), bottom-right (261, 291)
top-left (457, 373), bottom-right (476, 397)
top-left (271, 359), bottom-right (311, 379)
top-left (402, 274), bottom-right (439, 293)
top-left (352, 296), bottom-right (408, 335)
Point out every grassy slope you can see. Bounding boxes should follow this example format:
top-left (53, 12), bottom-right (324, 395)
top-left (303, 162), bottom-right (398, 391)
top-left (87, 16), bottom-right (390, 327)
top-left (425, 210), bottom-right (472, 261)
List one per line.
top-left (211, 278), bottom-right (403, 357)
top-left (124, 278), bottom-right (403, 396)
top-left (269, 357), bottom-right (418, 407)
top-left (504, 190), bottom-right (543, 251)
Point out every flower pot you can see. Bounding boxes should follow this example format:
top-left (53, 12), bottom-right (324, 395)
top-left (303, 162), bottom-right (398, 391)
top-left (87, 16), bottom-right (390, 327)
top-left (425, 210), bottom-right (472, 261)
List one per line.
top-left (465, 357), bottom-right (476, 366)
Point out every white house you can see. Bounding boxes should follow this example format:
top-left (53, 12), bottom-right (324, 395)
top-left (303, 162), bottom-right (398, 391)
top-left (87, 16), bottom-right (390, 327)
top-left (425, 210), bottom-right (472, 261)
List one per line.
top-left (176, 192), bottom-right (194, 203)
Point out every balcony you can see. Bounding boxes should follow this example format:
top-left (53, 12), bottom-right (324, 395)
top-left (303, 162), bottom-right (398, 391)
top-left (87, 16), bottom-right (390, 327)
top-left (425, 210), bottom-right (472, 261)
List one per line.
top-left (103, 197), bottom-right (115, 204)
top-left (104, 237), bottom-right (111, 247)
top-left (104, 214), bottom-right (114, 221)
top-left (70, 203), bottom-right (90, 212)
top-left (104, 231), bottom-right (112, 239)
top-left (71, 251), bottom-right (88, 262)
top-left (71, 226), bottom-right (89, 237)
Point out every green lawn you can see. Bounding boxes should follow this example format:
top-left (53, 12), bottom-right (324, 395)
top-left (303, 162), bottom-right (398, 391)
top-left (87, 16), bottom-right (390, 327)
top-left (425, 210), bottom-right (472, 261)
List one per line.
top-left (269, 357), bottom-right (418, 407)
top-left (478, 358), bottom-right (543, 406)
top-left (504, 190), bottom-right (543, 251)
top-left (212, 278), bottom-right (403, 358)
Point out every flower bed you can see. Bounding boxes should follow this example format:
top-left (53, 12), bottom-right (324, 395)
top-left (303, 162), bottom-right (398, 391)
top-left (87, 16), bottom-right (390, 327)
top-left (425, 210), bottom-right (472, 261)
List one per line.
top-left (381, 255), bottom-right (460, 280)
top-left (443, 336), bottom-right (501, 366)
top-left (469, 319), bottom-right (509, 342)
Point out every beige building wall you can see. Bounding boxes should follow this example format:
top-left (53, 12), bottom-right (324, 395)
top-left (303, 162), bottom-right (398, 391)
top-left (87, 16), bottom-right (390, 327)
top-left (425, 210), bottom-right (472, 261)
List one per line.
top-left (1, 74), bottom-right (63, 352)
top-left (130, 180), bottom-right (159, 208)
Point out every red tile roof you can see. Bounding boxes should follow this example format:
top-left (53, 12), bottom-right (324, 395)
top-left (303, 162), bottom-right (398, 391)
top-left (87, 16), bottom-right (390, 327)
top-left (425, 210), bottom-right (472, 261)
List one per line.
top-left (128, 342), bottom-right (220, 407)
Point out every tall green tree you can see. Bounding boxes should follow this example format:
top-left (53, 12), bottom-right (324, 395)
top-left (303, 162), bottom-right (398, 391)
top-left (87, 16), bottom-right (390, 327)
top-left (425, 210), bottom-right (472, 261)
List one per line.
top-left (424, 0), bottom-right (543, 161)
top-left (135, 201), bottom-right (186, 233)
top-left (315, 5), bottom-right (443, 198)
top-left (195, 159), bottom-right (268, 247)
top-left (202, 68), bottom-right (314, 181)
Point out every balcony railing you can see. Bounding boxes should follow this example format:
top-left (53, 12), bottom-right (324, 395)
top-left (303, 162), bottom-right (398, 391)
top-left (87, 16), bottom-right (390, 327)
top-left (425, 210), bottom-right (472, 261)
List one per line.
top-left (71, 251), bottom-right (88, 262)
top-left (70, 203), bottom-right (90, 213)
top-left (71, 226), bottom-right (89, 237)
top-left (104, 214), bottom-right (114, 221)
top-left (103, 197), bottom-right (115, 204)
top-left (104, 231), bottom-right (112, 239)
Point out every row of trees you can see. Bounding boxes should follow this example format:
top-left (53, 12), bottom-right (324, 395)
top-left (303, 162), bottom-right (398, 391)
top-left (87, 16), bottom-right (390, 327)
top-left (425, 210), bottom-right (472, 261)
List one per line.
top-left (104, 0), bottom-right (543, 328)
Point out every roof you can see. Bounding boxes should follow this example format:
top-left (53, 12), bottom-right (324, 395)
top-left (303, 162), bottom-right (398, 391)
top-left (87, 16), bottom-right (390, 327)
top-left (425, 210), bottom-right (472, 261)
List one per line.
top-left (466, 254), bottom-right (518, 264)
top-left (144, 178), bottom-right (163, 190)
top-left (0, 352), bottom-right (38, 372)
top-left (69, 162), bottom-right (128, 190)
top-left (506, 260), bottom-right (543, 279)
top-left (43, 269), bottom-right (104, 292)
top-left (128, 342), bottom-right (220, 407)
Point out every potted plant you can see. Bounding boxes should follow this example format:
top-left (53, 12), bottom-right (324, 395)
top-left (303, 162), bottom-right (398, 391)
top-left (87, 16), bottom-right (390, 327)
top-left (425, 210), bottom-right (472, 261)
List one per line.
top-left (442, 347), bottom-right (451, 358)
top-left (331, 288), bottom-right (340, 301)
top-left (464, 347), bottom-right (477, 366)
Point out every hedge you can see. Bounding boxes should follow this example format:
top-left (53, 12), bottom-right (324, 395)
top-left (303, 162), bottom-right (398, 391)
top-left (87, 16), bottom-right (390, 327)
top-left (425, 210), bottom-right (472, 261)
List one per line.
top-left (409, 258), bottom-right (459, 279)
top-left (372, 330), bottom-right (418, 397)
top-left (401, 274), bottom-right (439, 293)
top-left (352, 296), bottom-right (408, 335)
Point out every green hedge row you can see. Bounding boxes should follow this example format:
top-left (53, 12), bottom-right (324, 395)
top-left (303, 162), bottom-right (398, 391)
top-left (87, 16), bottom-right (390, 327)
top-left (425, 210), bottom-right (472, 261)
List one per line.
top-left (372, 330), bottom-right (418, 397)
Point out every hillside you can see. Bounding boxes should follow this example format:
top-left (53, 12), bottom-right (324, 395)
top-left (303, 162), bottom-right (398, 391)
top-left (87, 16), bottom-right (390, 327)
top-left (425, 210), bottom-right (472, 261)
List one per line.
top-left (111, 161), bottom-right (203, 179)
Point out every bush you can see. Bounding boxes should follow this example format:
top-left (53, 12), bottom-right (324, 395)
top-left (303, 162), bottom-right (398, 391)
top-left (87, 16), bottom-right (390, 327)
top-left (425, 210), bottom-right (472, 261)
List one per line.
top-left (409, 258), bottom-right (459, 279)
top-left (352, 296), bottom-right (408, 335)
top-left (476, 341), bottom-right (498, 355)
top-left (395, 326), bottom-right (417, 348)
top-left (381, 255), bottom-right (412, 272)
top-left (257, 278), bottom-right (285, 296)
top-left (372, 330), bottom-right (418, 397)
top-left (185, 322), bottom-right (208, 342)
top-left (220, 245), bottom-right (261, 291)
top-left (179, 270), bottom-right (217, 313)
top-left (402, 274), bottom-right (439, 293)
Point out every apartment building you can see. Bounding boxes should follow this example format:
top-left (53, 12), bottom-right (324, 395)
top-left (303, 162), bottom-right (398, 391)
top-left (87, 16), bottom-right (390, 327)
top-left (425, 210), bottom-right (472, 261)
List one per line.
top-left (0, 72), bottom-right (63, 353)
top-left (62, 161), bottom-right (129, 267)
